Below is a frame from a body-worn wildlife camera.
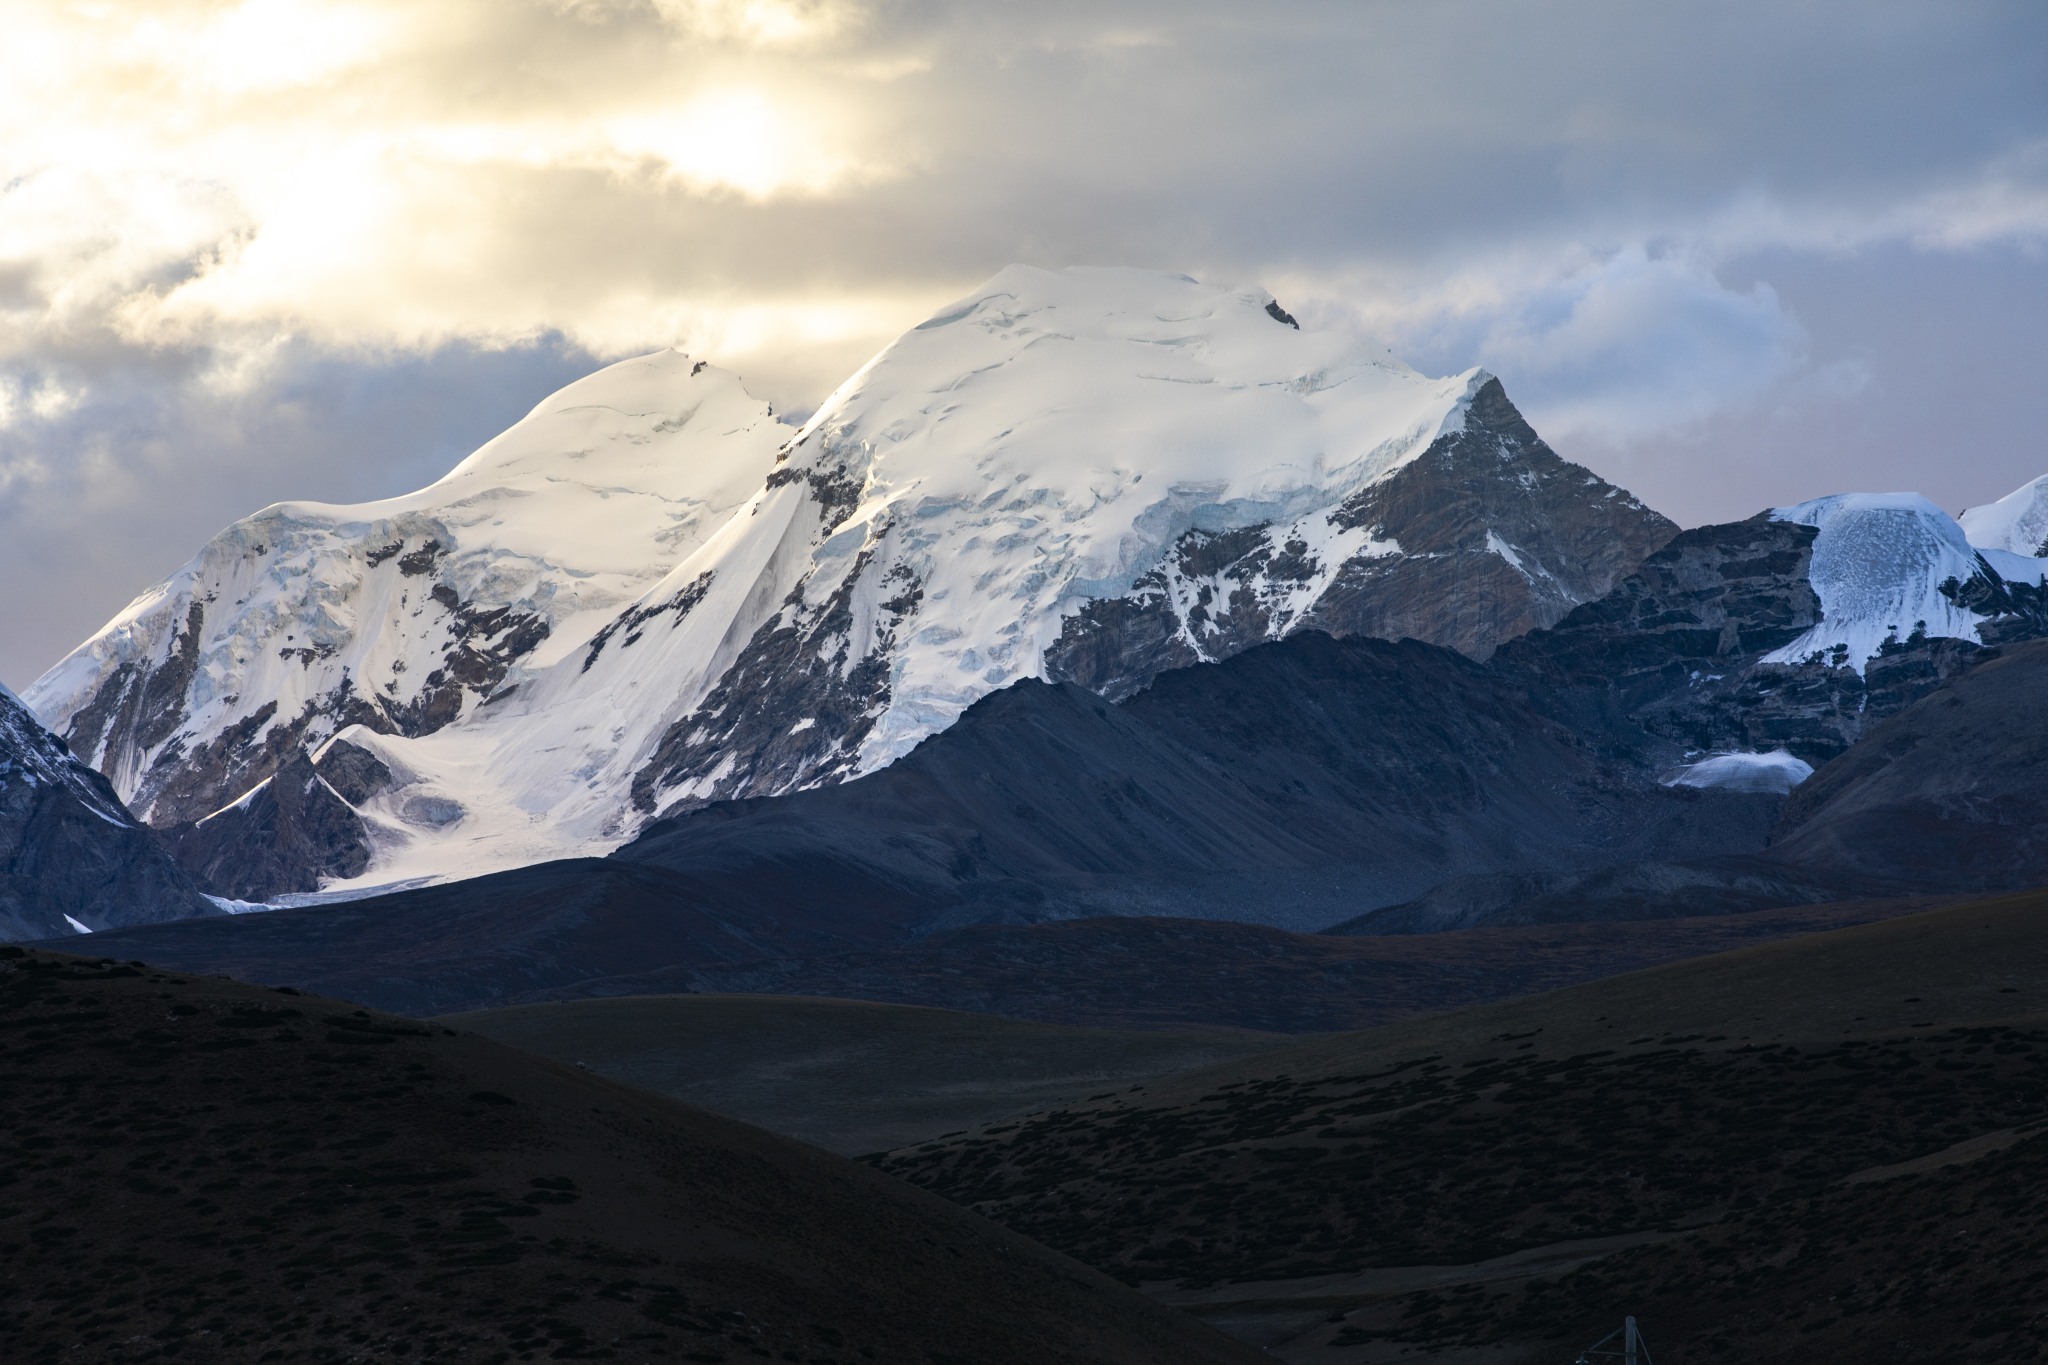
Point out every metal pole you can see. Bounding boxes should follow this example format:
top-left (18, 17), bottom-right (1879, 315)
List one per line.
top-left (1624, 1317), bottom-right (1638, 1365)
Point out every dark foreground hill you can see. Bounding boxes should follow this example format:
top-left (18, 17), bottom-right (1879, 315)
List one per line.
top-left (872, 887), bottom-right (2048, 1363)
top-left (0, 946), bottom-right (1265, 1365)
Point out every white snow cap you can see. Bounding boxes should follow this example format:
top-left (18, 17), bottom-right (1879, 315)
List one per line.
top-left (1961, 472), bottom-right (2048, 559)
top-left (190, 266), bottom-right (1496, 894)
top-left (1765, 491), bottom-right (2046, 673)
top-left (25, 349), bottom-right (787, 808)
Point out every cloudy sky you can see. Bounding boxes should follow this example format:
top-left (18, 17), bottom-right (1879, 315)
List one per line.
top-left (4, 0), bottom-right (2046, 687)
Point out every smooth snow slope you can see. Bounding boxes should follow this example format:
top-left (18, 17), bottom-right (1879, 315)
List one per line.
top-left (1962, 473), bottom-right (2048, 559)
top-left (26, 352), bottom-right (786, 824)
top-left (1765, 491), bottom-right (2048, 673)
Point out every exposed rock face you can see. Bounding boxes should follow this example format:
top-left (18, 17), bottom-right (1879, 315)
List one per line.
top-left (1043, 379), bottom-right (1676, 696)
top-left (60, 563), bottom-right (552, 830)
top-left (0, 686), bottom-right (217, 941)
top-left (156, 751), bottom-right (373, 902)
top-left (1496, 511), bottom-right (2038, 767)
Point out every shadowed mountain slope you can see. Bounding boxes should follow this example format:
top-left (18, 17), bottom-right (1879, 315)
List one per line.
top-left (619, 631), bottom-right (1778, 931)
top-left (0, 944), bottom-right (1265, 1365)
top-left (1768, 636), bottom-right (2048, 889)
top-left (1331, 635), bottom-right (2048, 934)
top-left (1, 684), bottom-right (215, 942)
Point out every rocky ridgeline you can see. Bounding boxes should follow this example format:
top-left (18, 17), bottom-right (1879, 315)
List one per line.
top-left (1499, 511), bottom-right (2048, 767)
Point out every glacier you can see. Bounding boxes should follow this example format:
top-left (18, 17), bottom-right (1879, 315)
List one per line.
top-left (1764, 491), bottom-right (2048, 674)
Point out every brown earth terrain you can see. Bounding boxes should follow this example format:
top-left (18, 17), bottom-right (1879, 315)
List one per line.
top-left (0, 946), bottom-right (1265, 1365)
top-left (871, 886), bottom-right (2048, 1363)
top-left (439, 994), bottom-right (1297, 1156)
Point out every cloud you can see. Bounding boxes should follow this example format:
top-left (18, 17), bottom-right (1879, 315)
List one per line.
top-left (3, 0), bottom-right (2047, 683)
top-left (1304, 247), bottom-right (1813, 442)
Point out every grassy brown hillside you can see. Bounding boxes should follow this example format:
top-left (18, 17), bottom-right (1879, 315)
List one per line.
top-left (0, 946), bottom-right (1266, 1365)
top-left (439, 994), bottom-right (1296, 1155)
top-left (871, 886), bottom-right (2048, 1363)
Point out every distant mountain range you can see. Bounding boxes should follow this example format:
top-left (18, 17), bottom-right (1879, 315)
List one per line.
top-left (9, 264), bottom-right (2048, 969)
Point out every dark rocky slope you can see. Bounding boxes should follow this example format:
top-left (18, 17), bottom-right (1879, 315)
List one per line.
top-left (1334, 634), bottom-right (2048, 933)
top-left (0, 685), bottom-right (215, 941)
top-left (1042, 378), bottom-right (1677, 696)
top-left (1492, 509), bottom-right (2020, 767)
top-left (1767, 636), bottom-right (2048, 888)
top-left (154, 749), bottom-right (374, 901)
top-left (620, 631), bottom-right (1778, 932)
top-left (0, 945), bottom-right (1263, 1365)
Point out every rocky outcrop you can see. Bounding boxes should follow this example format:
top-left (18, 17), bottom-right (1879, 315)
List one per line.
top-left (1495, 511), bottom-right (2031, 767)
top-left (0, 685), bottom-right (217, 941)
top-left (1043, 379), bottom-right (1676, 696)
top-left (156, 750), bottom-right (373, 902)
top-left (68, 569), bottom-right (553, 831)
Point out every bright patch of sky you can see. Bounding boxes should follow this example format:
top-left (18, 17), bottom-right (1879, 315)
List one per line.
top-left (3, 0), bottom-right (2047, 686)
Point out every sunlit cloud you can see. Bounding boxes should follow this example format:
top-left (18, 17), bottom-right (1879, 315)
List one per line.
top-left (3, 1), bottom-right (2046, 687)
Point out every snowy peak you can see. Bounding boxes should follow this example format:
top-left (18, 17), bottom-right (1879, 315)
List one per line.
top-left (25, 350), bottom-right (788, 825)
top-left (25, 266), bottom-right (1683, 901)
top-left (1962, 472), bottom-right (2048, 559)
top-left (1765, 491), bottom-right (2048, 672)
top-left (618, 266), bottom-right (1675, 818)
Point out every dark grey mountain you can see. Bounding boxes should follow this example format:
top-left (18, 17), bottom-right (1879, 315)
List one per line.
top-left (1329, 635), bottom-right (2048, 934)
top-left (1, 684), bottom-right (217, 942)
top-left (618, 630), bottom-right (1779, 932)
top-left (1039, 378), bottom-right (1676, 701)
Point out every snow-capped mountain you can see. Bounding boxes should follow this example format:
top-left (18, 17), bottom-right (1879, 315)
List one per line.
top-left (26, 351), bottom-right (787, 827)
top-left (1763, 492), bottom-right (2048, 671)
top-left (30, 266), bottom-right (1679, 898)
top-left (2, 680), bottom-right (215, 940)
top-left (1962, 473), bottom-right (2048, 559)
top-left (601, 266), bottom-right (1673, 818)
